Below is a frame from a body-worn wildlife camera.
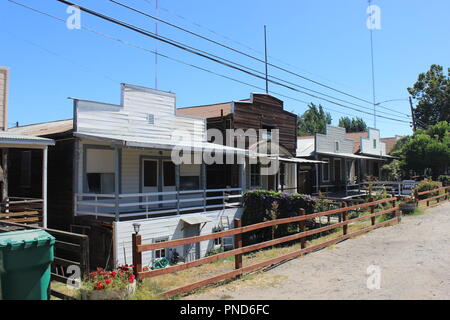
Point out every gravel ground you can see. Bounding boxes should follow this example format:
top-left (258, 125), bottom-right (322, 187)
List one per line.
top-left (186, 202), bottom-right (450, 300)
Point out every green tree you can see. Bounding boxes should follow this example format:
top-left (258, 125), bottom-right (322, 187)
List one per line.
top-left (398, 121), bottom-right (450, 177)
top-left (338, 116), bottom-right (368, 132)
top-left (408, 64), bottom-right (450, 129)
top-left (297, 103), bottom-right (332, 136)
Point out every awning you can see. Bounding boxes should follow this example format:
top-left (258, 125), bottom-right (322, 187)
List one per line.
top-left (317, 151), bottom-right (385, 160)
top-left (278, 157), bottom-right (326, 164)
top-left (74, 132), bottom-right (248, 155)
top-left (181, 215), bottom-right (212, 225)
top-left (0, 132), bottom-right (55, 147)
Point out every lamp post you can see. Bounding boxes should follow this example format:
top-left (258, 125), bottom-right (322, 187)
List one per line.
top-left (133, 223), bottom-right (141, 235)
top-left (132, 223), bottom-right (142, 279)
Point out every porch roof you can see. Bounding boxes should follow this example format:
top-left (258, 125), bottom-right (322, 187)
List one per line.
top-left (0, 132), bottom-right (55, 147)
top-left (74, 132), bottom-right (249, 155)
top-left (278, 157), bottom-right (326, 164)
top-left (316, 151), bottom-right (385, 160)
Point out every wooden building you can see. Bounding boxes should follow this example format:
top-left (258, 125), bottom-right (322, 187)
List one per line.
top-left (177, 93), bottom-right (317, 193)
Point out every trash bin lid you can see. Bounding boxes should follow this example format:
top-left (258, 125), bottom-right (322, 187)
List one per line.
top-left (0, 229), bottom-right (55, 250)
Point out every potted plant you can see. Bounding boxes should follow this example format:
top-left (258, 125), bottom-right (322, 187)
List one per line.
top-left (399, 197), bottom-right (417, 214)
top-left (80, 265), bottom-right (136, 300)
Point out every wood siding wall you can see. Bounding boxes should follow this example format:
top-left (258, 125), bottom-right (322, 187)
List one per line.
top-left (0, 67), bottom-right (8, 131)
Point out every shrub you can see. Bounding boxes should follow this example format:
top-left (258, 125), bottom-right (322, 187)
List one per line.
top-left (416, 180), bottom-right (441, 199)
top-left (242, 190), bottom-right (316, 245)
top-left (438, 175), bottom-right (450, 186)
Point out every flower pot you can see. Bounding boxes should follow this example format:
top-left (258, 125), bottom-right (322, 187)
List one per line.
top-left (80, 281), bottom-right (136, 300)
top-left (399, 202), bottom-right (417, 214)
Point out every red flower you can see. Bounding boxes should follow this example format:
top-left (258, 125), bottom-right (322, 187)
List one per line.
top-left (128, 274), bottom-right (135, 283)
top-left (111, 271), bottom-right (117, 278)
top-left (105, 279), bottom-right (111, 285)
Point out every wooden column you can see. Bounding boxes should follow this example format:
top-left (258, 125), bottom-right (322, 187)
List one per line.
top-left (42, 146), bottom-right (48, 228)
top-left (132, 233), bottom-right (142, 279)
top-left (1, 148), bottom-right (8, 211)
top-left (299, 208), bottom-right (306, 249)
top-left (114, 146), bottom-right (120, 222)
top-left (369, 197), bottom-right (375, 226)
top-left (234, 218), bottom-right (243, 270)
top-left (341, 202), bottom-right (348, 235)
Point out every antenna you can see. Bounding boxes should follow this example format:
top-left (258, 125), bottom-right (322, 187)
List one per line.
top-left (155, 0), bottom-right (158, 89)
top-left (264, 25), bottom-right (269, 94)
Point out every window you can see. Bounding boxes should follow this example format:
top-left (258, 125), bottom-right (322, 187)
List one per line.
top-left (143, 160), bottom-right (157, 187)
top-left (87, 173), bottom-right (115, 194)
top-left (147, 114), bottom-right (155, 124)
top-left (180, 164), bottom-right (200, 190)
top-left (373, 139), bottom-right (377, 149)
top-left (250, 164), bottom-right (261, 188)
top-left (163, 161), bottom-right (175, 187)
top-left (85, 148), bottom-right (115, 194)
top-left (322, 158), bottom-right (330, 182)
top-left (20, 151), bottom-right (31, 188)
top-left (261, 125), bottom-right (275, 140)
top-left (154, 237), bottom-right (169, 259)
top-left (212, 227), bottom-right (223, 247)
top-left (335, 141), bottom-right (340, 152)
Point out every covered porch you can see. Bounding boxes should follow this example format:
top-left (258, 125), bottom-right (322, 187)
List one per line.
top-left (0, 132), bottom-right (55, 227)
top-left (74, 134), bottom-right (248, 221)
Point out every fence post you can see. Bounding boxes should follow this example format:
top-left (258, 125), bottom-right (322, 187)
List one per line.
top-left (234, 218), bottom-right (243, 271)
top-left (392, 194), bottom-right (400, 224)
top-left (414, 189), bottom-right (419, 207)
top-left (299, 208), bottom-right (306, 249)
top-left (341, 202), bottom-right (348, 235)
top-left (132, 233), bottom-right (142, 280)
top-left (369, 197), bottom-right (375, 226)
top-left (79, 235), bottom-right (90, 278)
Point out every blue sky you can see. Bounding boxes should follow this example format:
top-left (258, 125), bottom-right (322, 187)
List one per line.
top-left (1, 0), bottom-right (449, 137)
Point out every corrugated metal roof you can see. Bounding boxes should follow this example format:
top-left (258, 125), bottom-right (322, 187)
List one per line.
top-left (279, 157), bottom-right (326, 164)
top-left (74, 132), bottom-right (249, 154)
top-left (177, 102), bottom-right (232, 118)
top-left (0, 132), bottom-right (55, 146)
top-left (8, 119), bottom-right (73, 137)
top-left (317, 151), bottom-right (384, 160)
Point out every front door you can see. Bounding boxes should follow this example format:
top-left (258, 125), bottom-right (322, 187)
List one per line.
top-left (162, 160), bottom-right (176, 207)
top-left (334, 159), bottom-right (341, 184)
top-left (184, 224), bottom-right (200, 262)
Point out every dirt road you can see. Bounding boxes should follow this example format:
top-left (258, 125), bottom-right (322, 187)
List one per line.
top-left (187, 202), bottom-right (450, 300)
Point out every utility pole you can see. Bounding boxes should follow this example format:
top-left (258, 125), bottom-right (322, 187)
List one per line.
top-left (264, 25), bottom-right (269, 94)
top-left (409, 96), bottom-right (416, 131)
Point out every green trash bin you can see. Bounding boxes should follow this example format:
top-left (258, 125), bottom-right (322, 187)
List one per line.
top-left (0, 229), bottom-right (55, 300)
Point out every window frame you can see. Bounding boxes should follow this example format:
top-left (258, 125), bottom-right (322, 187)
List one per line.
top-left (321, 158), bottom-right (330, 182)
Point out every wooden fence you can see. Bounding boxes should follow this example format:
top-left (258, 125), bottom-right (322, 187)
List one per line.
top-left (414, 186), bottom-right (450, 207)
top-left (0, 197), bottom-right (43, 225)
top-left (0, 221), bottom-right (89, 300)
top-left (132, 195), bottom-right (402, 297)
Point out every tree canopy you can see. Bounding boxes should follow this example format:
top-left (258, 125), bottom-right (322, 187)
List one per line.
top-left (397, 121), bottom-right (450, 177)
top-left (408, 64), bottom-right (450, 129)
top-left (338, 116), bottom-right (368, 133)
top-left (297, 103), bottom-right (332, 136)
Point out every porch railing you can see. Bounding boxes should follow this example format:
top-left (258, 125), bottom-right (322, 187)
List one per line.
top-left (74, 188), bottom-right (243, 220)
top-left (0, 197), bottom-right (44, 225)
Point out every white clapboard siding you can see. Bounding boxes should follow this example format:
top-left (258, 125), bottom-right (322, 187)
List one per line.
top-left (360, 128), bottom-right (387, 156)
top-left (76, 84), bottom-right (206, 145)
top-left (316, 125), bottom-right (354, 154)
top-left (113, 208), bottom-right (243, 267)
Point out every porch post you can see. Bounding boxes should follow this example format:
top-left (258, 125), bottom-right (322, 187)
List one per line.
top-left (42, 146), bottom-right (48, 228)
top-left (1, 148), bottom-right (8, 208)
top-left (315, 163), bottom-right (319, 194)
top-left (293, 163), bottom-right (298, 194)
top-left (114, 146), bottom-right (120, 222)
top-left (239, 158), bottom-right (247, 193)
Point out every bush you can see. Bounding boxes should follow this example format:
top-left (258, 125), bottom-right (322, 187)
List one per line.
top-left (438, 175), bottom-right (450, 186)
top-left (242, 190), bottom-right (316, 245)
top-left (416, 180), bottom-right (441, 199)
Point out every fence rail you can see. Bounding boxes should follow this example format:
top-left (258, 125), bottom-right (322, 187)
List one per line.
top-left (415, 186), bottom-right (450, 206)
top-left (132, 195), bottom-right (401, 297)
top-left (0, 197), bottom-right (43, 225)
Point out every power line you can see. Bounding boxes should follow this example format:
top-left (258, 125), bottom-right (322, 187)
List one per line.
top-left (111, 0), bottom-right (403, 113)
top-left (8, 0), bottom-right (411, 125)
top-left (55, 0), bottom-right (410, 123)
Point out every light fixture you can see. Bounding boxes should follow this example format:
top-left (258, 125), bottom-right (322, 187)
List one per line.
top-left (133, 223), bottom-right (141, 234)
